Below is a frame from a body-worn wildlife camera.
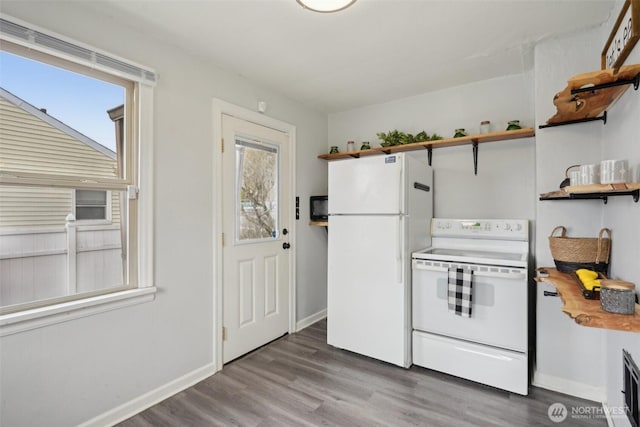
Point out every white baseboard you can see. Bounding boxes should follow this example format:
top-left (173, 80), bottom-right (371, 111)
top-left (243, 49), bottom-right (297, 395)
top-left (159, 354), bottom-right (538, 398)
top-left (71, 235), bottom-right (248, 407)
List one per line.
top-left (532, 371), bottom-right (606, 403)
top-left (79, 363), bottom-right (217, 427)
top-left (296, 309), bottom-right (326, 332)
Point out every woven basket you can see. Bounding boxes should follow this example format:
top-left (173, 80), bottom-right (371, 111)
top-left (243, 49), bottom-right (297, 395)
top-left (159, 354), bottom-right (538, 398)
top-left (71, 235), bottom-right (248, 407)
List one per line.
top-left (548, 226), bottom-right (611, 274)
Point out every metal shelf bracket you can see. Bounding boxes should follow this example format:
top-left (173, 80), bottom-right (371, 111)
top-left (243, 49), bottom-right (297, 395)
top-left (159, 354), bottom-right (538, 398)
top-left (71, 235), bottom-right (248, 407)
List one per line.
top-left (539, 111), bottom-right (607, 129)
top-left (472, 141), bottom-right (479, 175)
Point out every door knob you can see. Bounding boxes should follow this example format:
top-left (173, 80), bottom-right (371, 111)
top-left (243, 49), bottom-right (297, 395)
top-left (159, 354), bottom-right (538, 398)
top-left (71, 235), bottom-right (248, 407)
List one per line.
top-left (282, 242), bottom-right (291, 250)
top-left (282, 228), bottom-right (288, 235)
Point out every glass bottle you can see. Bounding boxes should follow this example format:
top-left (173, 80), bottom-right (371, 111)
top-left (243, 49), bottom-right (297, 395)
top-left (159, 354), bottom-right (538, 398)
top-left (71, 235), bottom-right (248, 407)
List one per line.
top-left (346, 140), bottom-right (355, 152)
top-left (360, 141), bottom-right (371, 150)
top-left (329, 146), bottom-right (339, 154)
top-left (480, 120), bottom-right (491, 134)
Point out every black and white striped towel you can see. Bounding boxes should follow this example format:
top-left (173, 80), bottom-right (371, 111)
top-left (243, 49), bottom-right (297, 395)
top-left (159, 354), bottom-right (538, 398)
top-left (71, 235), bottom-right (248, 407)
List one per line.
top-left (448, 267), bottom-right (473, 317)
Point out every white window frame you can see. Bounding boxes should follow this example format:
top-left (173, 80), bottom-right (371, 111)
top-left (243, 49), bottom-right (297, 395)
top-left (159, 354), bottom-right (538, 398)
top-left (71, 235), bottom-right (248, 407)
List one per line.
top-left (0, 15), bottom-right (156, 336)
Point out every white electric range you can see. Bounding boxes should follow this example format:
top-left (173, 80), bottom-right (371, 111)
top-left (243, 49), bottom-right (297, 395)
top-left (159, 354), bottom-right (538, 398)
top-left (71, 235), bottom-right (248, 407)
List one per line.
top-left (412, 218), bottom-right (530, 395)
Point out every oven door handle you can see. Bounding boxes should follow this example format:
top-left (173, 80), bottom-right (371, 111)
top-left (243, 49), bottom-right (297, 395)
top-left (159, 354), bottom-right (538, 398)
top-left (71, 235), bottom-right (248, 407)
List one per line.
top-left (412, 262), bottom-right (527, 279)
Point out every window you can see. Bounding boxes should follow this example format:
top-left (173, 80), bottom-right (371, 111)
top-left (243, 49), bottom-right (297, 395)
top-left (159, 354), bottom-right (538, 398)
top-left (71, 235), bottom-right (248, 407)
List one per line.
top-left (0, 16), bottom-right (155, 320)
top-left (235, 137), bottom-right (279, 242)
top-left (75, 190), bottom-right (111, 221)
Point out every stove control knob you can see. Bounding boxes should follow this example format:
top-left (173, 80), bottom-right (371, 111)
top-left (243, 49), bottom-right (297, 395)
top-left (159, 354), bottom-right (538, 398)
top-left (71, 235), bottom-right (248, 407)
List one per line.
top-left (503, 223), bottom-right (512, 231)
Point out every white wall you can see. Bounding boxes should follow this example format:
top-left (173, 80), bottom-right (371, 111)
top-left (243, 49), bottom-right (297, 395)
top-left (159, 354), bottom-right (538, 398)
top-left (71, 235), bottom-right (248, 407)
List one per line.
top-left (0, 2), bottom-right (328, 426)
top-left (534, 3), bottom-right (640, 420)
top-left (329, 73), bottom-right (536, 221)
top-left (533, 26), bottom-right (608, 401)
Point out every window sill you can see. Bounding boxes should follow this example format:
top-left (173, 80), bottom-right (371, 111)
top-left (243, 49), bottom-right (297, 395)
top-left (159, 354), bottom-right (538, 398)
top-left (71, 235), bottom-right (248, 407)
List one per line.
top-left (0, 287), bottom-right (156, 337)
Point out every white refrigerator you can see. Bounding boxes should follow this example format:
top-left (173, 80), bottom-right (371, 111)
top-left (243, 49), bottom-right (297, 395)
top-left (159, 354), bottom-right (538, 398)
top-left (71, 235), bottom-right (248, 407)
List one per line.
top-left (327, 153), bottom-right (433, 368)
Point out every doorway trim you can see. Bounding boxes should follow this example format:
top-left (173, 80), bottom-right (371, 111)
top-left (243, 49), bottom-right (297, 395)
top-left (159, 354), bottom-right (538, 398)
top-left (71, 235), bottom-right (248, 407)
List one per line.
top-left (212, 98), bottom-right (297, 372)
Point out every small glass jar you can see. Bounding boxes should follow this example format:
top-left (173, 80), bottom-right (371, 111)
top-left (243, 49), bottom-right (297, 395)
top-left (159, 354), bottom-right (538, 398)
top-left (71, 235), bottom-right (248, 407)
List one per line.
top-left (360, 141), bottom-right (371, 150)
top-left (453, 128), bottom-right (467, 138)
top-left (506, 120), bottom-right (521, 131)
top-left (346, 140), bottom-right (355, 152)
top-left (329, 146), bottom-right (339, 154)
top-left (480, 120), bottom-right (491, 134)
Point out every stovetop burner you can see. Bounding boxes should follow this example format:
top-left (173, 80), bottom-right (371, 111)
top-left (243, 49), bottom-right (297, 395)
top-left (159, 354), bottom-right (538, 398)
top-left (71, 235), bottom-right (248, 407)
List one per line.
top-left (412, 219), bottom-right (530, 268)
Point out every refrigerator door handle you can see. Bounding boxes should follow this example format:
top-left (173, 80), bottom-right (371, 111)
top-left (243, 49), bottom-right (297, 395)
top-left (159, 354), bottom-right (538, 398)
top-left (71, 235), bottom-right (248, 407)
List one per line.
top-left (413, 182), bottom-right (431, 192)
top-left (397, 217), bottom-right (403, 284)
top-left (397, 162), bottom-right (403, 214)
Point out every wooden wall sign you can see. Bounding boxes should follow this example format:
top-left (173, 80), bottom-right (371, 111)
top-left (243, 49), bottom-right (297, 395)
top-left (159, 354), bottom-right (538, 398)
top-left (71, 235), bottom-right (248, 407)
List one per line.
top-left (602, 0), bottom-right (640, 71)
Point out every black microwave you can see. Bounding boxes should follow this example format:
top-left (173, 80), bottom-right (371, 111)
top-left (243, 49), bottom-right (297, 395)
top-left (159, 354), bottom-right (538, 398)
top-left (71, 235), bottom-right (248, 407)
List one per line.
top-left (310, 196), bottom-right (328, 221)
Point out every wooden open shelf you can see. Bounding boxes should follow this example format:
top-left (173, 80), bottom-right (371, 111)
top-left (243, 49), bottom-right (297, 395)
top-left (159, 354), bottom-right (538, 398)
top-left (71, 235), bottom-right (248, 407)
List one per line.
top-left (540, 183), bottom-right (640, 204)
top-left (539, 64), bottom-right (640, 129)
top-left (309, 221), bottom-right (328, 227)
top-left (536, 268), bottom-right (640, 332)
top-left (317, 128), bottom-right (535, 160)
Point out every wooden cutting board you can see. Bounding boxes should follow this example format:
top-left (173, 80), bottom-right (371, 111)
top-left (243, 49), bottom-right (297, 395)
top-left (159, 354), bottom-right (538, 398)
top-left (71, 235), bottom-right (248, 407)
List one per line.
top-left (546, 64), bottom-right (640, 124)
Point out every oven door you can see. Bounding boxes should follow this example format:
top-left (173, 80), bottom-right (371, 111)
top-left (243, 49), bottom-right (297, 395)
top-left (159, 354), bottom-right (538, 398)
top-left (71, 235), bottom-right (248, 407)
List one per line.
top-left (412, 259), bottom-right (528, 352)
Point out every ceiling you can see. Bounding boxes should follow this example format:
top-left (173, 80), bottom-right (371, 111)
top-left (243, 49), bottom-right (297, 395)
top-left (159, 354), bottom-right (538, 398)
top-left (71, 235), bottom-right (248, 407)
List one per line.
top-left (86, 0), bottom-right (616, 113)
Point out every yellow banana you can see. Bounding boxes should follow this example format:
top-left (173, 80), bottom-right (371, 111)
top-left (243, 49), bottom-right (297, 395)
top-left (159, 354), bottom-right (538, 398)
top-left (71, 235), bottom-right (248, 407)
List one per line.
top-left (576, 269), bottom-right (600, 290)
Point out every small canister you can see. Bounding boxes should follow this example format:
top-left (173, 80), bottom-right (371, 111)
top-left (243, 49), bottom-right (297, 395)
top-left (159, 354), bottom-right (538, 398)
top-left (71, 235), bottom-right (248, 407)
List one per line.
top-left (480, 120), bottom-right (491, 134)
top-left (346, 140), bottom-right (355, 152)
top-left (580, 164), bottom-right (600, 185)
top-left (600, 159), bottom-right (628, 184)
top-left (600, 280), bottom-right (637, 315)
top-left (569, 169), bottom-right (582, 186)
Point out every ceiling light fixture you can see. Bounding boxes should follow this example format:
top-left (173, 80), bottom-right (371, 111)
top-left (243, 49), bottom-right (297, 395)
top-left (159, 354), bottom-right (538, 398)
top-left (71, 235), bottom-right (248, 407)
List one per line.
top-left (296, 0), bottom-right (357, 13)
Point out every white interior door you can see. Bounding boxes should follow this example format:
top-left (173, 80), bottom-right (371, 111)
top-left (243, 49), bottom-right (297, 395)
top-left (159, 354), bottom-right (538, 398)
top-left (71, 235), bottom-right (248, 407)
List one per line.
top-left (222, 114), bottom-right (290, 363)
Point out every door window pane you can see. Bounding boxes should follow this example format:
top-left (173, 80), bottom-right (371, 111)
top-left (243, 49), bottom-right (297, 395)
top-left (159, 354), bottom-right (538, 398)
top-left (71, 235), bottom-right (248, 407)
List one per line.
top-left (235, 137), bottom-right (279, 242)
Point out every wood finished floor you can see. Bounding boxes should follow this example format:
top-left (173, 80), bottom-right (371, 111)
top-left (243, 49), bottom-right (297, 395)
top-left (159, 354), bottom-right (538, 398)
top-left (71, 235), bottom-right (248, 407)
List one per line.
top-left (119, 320), bottom-right (607, 427)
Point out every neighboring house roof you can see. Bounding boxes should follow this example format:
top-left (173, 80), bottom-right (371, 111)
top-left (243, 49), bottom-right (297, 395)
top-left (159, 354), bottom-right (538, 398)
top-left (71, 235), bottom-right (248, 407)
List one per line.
top-left (0, 87), bottom-right (116, 160)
